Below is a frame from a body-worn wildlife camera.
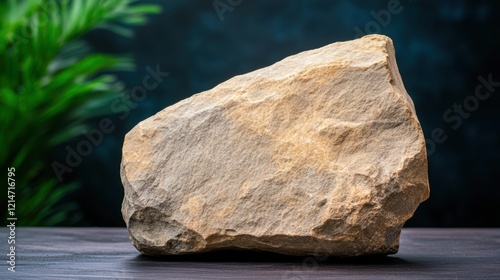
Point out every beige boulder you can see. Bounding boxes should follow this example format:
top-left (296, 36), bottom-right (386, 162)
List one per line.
top-left (121, 34), bottom-right (429, 256)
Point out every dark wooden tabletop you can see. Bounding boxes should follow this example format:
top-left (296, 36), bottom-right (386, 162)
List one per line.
top-left (0, 228), bottom-right (499, 279)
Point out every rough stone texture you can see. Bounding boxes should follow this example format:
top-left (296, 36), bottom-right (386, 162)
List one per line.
top-left (121, 34), bottom-right (430, 257)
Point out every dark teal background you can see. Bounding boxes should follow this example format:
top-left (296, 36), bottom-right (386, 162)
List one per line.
top-left (54, 0), bottom-right (500, 227)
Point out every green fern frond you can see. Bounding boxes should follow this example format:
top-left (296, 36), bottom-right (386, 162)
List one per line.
top-left (0, 0), bottom-right (161, 226)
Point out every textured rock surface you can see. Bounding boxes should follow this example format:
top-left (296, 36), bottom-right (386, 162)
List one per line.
top-left (121, 34), bottom-right (430, 257)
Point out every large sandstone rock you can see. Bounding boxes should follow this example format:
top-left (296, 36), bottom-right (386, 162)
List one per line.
top-left (121, 34), bottom-right (429, 257)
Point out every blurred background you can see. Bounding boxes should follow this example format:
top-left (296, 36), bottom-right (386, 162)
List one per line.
top-left (1, 0), bottom-right (499, 227)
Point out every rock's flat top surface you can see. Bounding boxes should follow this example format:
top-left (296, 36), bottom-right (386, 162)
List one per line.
top-left (121, 34), bottom-right (429, 256)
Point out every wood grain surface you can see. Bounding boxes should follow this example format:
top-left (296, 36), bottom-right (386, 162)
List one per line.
top-left (0, 228), bottom-right (499, 279)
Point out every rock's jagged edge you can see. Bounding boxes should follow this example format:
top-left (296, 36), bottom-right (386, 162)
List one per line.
top-left (121, 34), bottom-right (430, 257)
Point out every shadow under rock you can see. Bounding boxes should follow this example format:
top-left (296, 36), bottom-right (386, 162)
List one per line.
top-left (131, 249), bottom-right (415, 266)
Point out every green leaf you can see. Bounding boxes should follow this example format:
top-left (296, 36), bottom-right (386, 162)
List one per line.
top-left (1, 0), bottom-right (161, 226)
